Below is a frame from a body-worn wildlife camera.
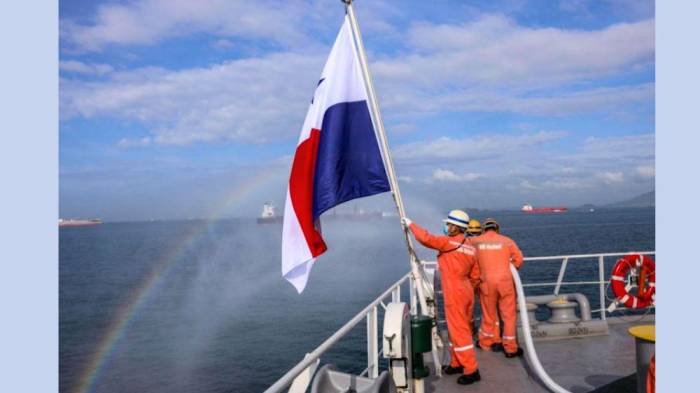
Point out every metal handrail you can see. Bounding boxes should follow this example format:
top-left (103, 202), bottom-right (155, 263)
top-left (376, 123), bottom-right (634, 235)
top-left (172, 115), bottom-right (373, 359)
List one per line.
top-left (523, 251), bottom-right (655, 261)
top-left (264, 251), bottom-right (655, 392)
top-left (515, 251), bottom-right (655, 320)
top-left (262, 272), bottom-right (412, 393)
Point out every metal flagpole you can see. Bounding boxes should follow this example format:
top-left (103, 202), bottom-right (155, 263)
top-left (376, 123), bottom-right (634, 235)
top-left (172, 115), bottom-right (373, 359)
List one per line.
top-left (343, 0), bottom-right (444, 376)
top-left (343, 0), bottom-right (430, 315)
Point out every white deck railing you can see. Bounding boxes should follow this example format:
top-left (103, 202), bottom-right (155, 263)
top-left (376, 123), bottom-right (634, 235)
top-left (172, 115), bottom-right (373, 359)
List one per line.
top-left (517, 251), bottom-right (655, 319)
top-left (263, 272), bottom-right (417, 393)
top-left (263, 251), bottom-right (655, 393)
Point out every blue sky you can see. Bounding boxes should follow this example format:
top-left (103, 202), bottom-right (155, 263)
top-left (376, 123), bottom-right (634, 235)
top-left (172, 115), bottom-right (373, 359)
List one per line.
top-left (59, 0), bottom-right (654, 221)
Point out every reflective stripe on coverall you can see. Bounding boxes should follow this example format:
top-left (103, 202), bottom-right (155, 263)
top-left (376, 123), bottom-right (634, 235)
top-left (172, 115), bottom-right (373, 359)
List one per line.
top-left (471, 230), bottom-right (524, 354)
top-left (409, 223), bottom-right (480, 374)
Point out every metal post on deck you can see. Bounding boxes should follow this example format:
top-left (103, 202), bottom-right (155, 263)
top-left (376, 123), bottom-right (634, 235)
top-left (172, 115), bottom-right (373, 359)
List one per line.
top-left (598, 255), bottom-right (607, 320)
top-left (392, 286), bottom-right (401, 303)
top-left (409, 276), bottom-right (418, 315)
top-left (366, 306), bottom-right (379, 378)
top-left (553, 257), bottom-right (569, 296)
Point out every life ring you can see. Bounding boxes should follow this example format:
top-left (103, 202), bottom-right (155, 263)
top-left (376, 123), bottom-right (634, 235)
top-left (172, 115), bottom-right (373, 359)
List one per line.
top-left (610, 254), bottom-right (655, 308)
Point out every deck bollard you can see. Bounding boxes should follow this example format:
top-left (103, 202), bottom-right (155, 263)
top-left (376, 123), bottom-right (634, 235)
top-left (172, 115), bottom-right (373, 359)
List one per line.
top-left (517, 302), bottom-right (539, 327)
top-left (547, 299), bottom-right (580, 324)
top-left (628, 325), bottom-right (655, 393)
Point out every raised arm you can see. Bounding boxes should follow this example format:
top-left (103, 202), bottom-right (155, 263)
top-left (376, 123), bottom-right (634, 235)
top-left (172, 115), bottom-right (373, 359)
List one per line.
top-left (409, 222), bottom-right (451, 252)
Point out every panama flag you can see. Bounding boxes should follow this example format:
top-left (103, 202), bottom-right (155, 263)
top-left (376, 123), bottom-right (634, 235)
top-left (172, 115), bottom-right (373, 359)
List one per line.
top-left (282, 16), bottom-right (391, 293)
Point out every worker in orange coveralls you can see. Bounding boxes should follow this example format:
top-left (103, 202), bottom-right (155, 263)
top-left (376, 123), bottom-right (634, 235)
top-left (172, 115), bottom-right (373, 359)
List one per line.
top-left (647, 354), bottom-right (655, 393)
top-left (403, 210), bottom-right (481, 385)
top-left (471, 218), bottom-right (525, 358)
top-left (466, 218), bottom-right (483, 333)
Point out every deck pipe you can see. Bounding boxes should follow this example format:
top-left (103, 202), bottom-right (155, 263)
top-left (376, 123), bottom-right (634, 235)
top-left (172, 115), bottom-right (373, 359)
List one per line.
top-left (511, 264), bottom-right (572, 393)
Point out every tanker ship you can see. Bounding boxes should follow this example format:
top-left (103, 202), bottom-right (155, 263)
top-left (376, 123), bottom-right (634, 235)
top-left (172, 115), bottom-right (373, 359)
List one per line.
top-left (58, 218), bottom-right (103, 227)
top-left (522, 203), bottom-right (568, 213)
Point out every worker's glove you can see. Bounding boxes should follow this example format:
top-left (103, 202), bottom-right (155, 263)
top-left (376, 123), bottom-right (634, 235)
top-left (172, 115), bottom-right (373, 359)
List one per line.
top-left (402, 217), bottom-right (413, 228)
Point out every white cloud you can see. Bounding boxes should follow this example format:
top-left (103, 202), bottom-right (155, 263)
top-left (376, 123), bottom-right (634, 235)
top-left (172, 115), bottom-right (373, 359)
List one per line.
top-left (211, 39), bottom-right (235, 51)
top-left (519, 180), bottom-right (538, 190)
top-left (61, 52), bottom-right (325, 144)
top-left (432, 169), bottom-right (482, 182)
top-left (582, 134), bottom-right (654, 160)
top-left (386, 15), bottom-right (654, 88)
top-left (636, 165), bottom-right (655, 178)
top-left (59, 5), bottom-right (655, 146)
top-left (394, 131), bottom-right (654, 206)
top-left (394, 131), bottom-right (565, 161)
top-left (60, 60), bottom-right (114, 75)
top-left (369, 14), bottom-right (654, 117)
top-left (117, 137), bottom-right (152, 148)
top-left (61, 0), bottom-right (311, 52)
top-left (389, 123), bottom-right (419, 134)
top-left (541, 178), bottom-right (589, 190)
top-left (376, 83), bottom-right (652, 117)
top-left (596, 171), bottom-right (625, 184)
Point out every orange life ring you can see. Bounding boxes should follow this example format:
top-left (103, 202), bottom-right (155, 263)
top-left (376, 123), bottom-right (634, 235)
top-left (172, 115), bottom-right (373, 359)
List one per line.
top-left (610, 254), bottom-right (655, 309)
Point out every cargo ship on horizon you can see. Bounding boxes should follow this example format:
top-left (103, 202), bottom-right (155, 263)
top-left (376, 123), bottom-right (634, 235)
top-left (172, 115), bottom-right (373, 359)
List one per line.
top-left (59, 218), bottom-right (103, 227)
top-left (257, 202), bottom-right (284, 223)
top-left (522, 203), bottom-right (568, 213)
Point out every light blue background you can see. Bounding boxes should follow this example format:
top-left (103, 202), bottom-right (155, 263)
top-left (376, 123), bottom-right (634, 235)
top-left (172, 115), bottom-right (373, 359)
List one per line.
top-left (0, 1), bottom-right (58, 392)
top-left (656, 1), bottom-right (700, 391)
top-left (1, 0), bottom-right (698, 391)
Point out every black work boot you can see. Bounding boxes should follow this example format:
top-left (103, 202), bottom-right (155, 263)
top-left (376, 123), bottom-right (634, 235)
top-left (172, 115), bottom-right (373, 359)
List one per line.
top-left (442, 365), bottom-right (463, 375)
top-left (457, 370), bottom-right (481, 385)
top-left (505, 347), bottom-right (524, 358)
top-left (491, 343), bottom-right (504, 352)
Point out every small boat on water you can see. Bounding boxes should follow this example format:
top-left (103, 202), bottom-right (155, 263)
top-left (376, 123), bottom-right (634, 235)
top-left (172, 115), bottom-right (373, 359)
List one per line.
top-left (59, 218), bottom-right (102, 227)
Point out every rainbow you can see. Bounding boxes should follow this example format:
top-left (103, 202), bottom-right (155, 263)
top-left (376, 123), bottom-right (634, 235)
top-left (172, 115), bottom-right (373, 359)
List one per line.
top-left (73, 168), bottom-right (283, 393)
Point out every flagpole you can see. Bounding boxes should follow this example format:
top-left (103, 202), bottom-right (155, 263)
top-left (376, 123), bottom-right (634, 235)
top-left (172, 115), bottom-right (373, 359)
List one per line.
top-left (343, 0), bottom-right (431, 316)
top-left (344, 0), bottom-right (445, 377)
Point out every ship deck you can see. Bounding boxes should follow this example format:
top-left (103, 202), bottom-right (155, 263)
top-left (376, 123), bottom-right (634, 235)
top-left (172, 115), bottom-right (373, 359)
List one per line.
top-left (426, 315), bottom-right (654, 393)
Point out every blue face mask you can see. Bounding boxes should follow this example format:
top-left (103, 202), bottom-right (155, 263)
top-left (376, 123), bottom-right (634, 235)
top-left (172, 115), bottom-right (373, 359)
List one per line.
top-left (442, 223), bottom-right (449, 235)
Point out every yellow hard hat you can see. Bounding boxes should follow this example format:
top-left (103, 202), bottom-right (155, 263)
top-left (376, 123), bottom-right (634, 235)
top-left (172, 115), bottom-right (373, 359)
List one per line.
top-left (467, 219), bottom-right (482, 235)
top-left (443, 209), bottom-right (469, 229)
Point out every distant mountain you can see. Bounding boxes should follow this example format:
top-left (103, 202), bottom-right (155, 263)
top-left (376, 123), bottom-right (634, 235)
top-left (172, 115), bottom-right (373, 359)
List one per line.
top-left (606, 191), bottom-right (655, 208)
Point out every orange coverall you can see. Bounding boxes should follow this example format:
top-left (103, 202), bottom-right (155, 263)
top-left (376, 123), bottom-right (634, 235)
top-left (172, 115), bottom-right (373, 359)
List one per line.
top-left (647, 354), bottom-right (655, 393)
top-left (410, 223), bottom-right (480, 374)
top-left (471, 230), bottom-right (524, 354)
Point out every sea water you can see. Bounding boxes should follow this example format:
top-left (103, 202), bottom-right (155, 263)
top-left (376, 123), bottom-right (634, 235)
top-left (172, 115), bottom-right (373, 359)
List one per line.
top-left (60, 207), bottom-right (654, 393)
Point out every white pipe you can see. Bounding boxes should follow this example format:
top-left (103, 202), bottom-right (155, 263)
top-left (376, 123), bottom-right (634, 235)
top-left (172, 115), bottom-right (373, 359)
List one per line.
top-left (510, 264), bottom-right (571, 393)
